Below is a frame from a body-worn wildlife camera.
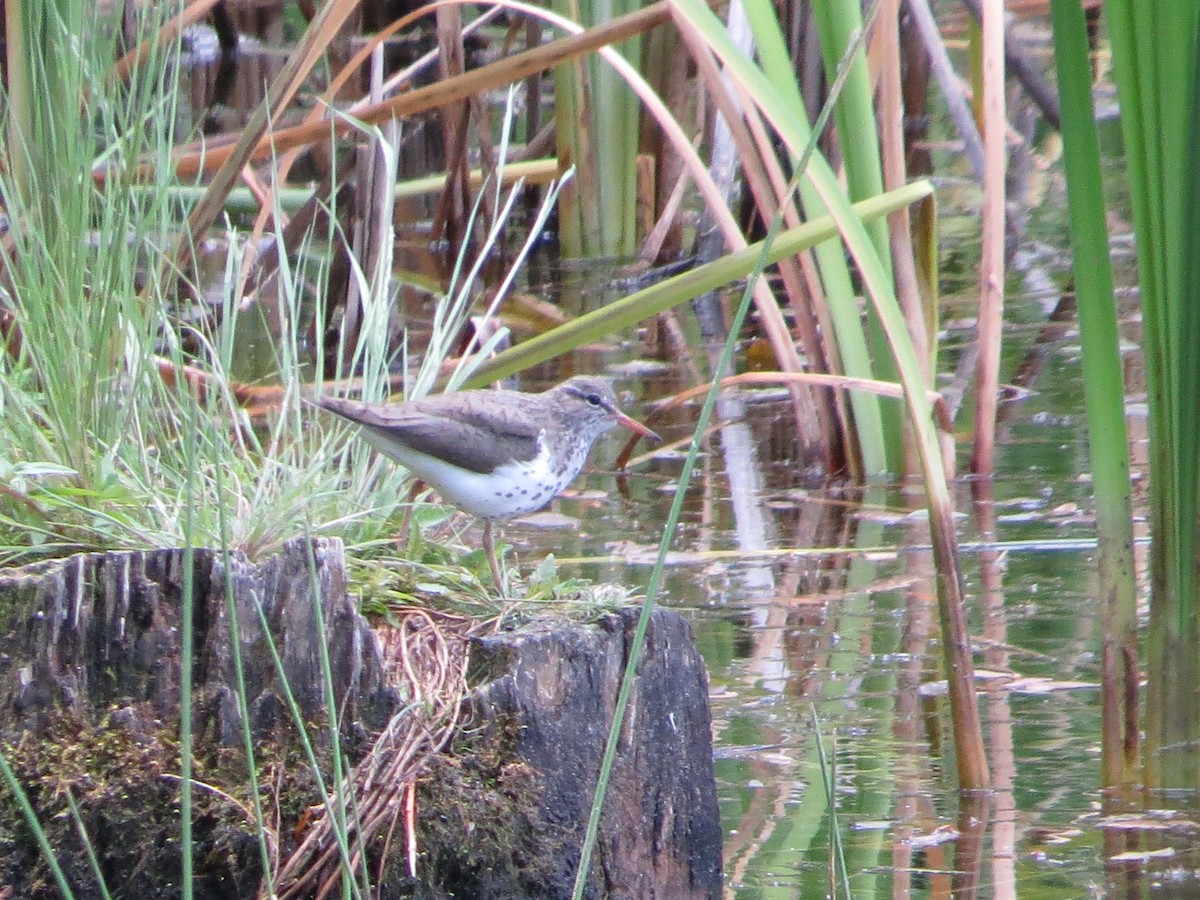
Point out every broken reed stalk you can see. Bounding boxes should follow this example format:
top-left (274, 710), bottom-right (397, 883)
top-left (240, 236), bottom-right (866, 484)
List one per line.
top-left (968, 0), bottom-right (1007, 477)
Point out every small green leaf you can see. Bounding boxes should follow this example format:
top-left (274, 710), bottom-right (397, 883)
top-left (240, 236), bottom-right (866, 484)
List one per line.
top-left (530, 554), bottom-right (558, 588)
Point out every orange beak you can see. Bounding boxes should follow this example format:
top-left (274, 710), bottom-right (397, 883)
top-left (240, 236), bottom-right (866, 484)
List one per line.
top-left (615, 410), bottom-right (660, 442)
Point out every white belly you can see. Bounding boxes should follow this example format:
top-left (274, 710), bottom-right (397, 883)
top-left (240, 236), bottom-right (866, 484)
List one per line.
top-left (362, 431), bottom-right (586, 520)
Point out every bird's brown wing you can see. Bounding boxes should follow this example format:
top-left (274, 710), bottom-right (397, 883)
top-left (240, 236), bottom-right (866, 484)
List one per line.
top-left (319, 395), bottom-right (542, 474)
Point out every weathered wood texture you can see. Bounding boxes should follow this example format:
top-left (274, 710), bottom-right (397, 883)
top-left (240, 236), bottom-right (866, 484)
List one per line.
top-left (0, 538), bottom-right (394, 743)
top-left (467, 608), bottom-right (723, 899)
top-left (0, 541), bottom-right (722, 898)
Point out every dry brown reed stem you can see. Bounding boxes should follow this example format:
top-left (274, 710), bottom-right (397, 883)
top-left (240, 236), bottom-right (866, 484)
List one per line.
top-left (108, 0), bottom-right (227, 86)
top-left (107, 2), bottom-right (671, 185)
top-left (666, 6), bottom-right (829, 459)
top-left (959, 0), bottom-right (1060, 129)
top-left (968, 0), bottom-right (1008, 478)
top-left (949, 0), bottom-right (1008, 794)
top-left (431, 3), bottom-right (472, 247)
top-left (272, 607), bottom-right (477, 899)
top-left (155, 356), bottom-right (259, 405)
top-left (614, 370), bottom-right (955, 470)
top-left (241, 6), bottom-right (505, 290)
top-left (133, 1), bottom-right (670, 295)
top-left (873, 1), bottom-right (931, 391)
top-left (679, 16), bottom-right (838, 470)
top-left (639, 160), bottom-right (693, 264)
top-left (737, 87), bottom-right (848, 465)
top-left (174, 0), bottom-right (364, 271)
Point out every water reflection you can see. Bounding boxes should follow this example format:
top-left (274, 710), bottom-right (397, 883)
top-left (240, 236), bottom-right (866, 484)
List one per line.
top-left (701, 545), bottom-right (1106, 897)
top-left (509, 375), bottom-right (1162, 897)
top-left (162, 7), bottom-right (1185, 896)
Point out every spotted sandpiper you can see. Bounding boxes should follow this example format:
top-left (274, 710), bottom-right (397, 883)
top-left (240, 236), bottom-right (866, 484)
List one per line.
top-left (318, 375), bottom-right (658, 590)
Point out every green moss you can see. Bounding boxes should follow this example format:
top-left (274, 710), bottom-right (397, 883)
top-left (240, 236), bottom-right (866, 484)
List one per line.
top-left (0, 710), bottom-right (264, 898)
top-left (0, 707), bottom-right (361, 899)
top-left (397, 718), bottom-right (559, 898)
top-left (0, 691), bottom-right (550, 897)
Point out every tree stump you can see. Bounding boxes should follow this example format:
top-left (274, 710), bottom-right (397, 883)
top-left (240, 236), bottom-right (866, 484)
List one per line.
top-left (0, 539), bottom-right (722, 898)
top-left (459, 608), bottom-right (723, 899)
top-left (0, 538), bottom-right (393, 743)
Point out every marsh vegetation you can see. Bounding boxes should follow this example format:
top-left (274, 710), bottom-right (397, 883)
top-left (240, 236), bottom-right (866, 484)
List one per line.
top-left (0, 0), bottom-right (1197, 895)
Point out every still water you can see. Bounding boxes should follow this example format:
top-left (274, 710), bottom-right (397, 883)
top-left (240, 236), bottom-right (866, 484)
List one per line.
top-left (121, 2), bottom-right (1193, 894)
top-left (503, 261), bottom-right (1174, 898)
top-left (189, 18), bottom-right (1169, 891)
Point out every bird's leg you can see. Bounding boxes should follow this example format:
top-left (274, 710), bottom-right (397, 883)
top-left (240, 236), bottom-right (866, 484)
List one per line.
top-left (482, 521), bottom-right (507, 597)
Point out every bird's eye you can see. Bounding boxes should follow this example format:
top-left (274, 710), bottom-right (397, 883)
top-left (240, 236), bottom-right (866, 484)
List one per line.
top-left (585, 392), bottom-right (604, 407)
